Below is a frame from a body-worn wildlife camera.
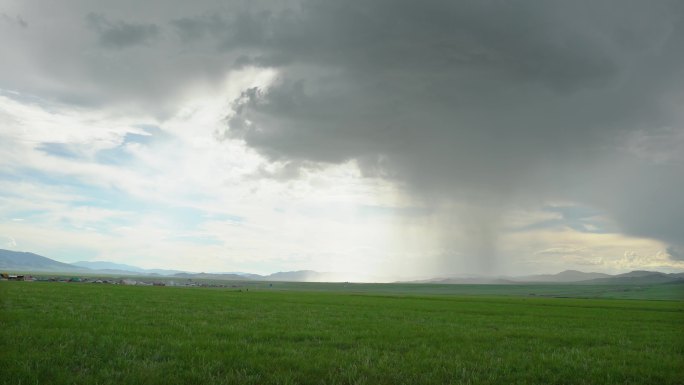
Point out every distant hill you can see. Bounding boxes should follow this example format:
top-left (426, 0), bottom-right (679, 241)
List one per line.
top-left (2, 248), bottom-right (683, 284)
top-left (172, 272), bottom-right (249, 280)
top-left (580, 271), bottom-right (684, 285)
top-left (74, 261), bottom-right (147, 272)
top-left (217, 272), bottom-right (265, 280)
top-left (171, 270), bottom-right (347, 282)
top-left (403, 269), bottom-right (684, 285)
top-left (408, 270), bottom-right (611, 284)
top-left (73, 261), bottom-right (186, 276)
top-left (266, 270), bottom-right (322, 281)
top-left (514, 270), bottom-right (611, 283)
top-left (0, 249), bottom-right (185, 276)
top-left (0, 249), bottom-right (87, 272)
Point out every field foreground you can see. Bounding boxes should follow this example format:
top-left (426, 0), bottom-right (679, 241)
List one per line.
top-left (1, 282), bottom-right (683, 384)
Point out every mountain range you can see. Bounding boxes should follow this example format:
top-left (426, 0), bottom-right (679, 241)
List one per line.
top-left (409, 269), bottom-right (684, 285)
top-left (0, 249), bottom-right (90, 272)
top-left (71, 261), bottom-right (186, 276)
top-left (0, 249), bottom-right (343, 282)
top-left (1, 249), bottom-right (683, 284)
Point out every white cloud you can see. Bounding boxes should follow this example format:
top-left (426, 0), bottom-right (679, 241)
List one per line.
top-left (502, 227), bottom-right (684, 274)
top-left (4, 236), bottom-right (17, 248)
top-left (0, 69), bottom-right (412, 278)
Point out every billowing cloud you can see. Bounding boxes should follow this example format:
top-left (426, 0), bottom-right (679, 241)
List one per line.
top-left (1, 12), bottom-right (27, 28)
top-left (220, 0), bottom-right (684, 269)
top-left (0, 1), bottom-right (255, 116)
top-left (86, 13), bottom-right (159, 49)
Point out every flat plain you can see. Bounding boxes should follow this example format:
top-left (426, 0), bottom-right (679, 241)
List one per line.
top-left (1, 281), bottom-right (682, 385)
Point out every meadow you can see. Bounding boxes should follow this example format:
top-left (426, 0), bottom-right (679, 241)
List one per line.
top-left (1, 281), bottom-right (683, 384)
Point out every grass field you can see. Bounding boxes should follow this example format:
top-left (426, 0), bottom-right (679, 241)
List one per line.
top-left (1, 282), bottom-right (683, 384)
top-left (232, 280), bottom-right (684, 300)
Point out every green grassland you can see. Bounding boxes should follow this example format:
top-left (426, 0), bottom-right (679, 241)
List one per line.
top-left (1, 282), bottom-right (683, 384)
top-left (236, 280), bottom-right (684, 300)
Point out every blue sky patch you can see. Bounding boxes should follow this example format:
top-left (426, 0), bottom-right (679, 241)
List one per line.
top-left (37, 143), bottom-right (83, 160)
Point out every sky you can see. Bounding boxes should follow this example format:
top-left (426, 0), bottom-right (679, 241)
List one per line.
top-left (1, 0), bottom-right (683, 280)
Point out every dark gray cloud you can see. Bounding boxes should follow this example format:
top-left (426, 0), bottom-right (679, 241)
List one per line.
top-left (1, 13), bottom-right (28, 28)
top-left (225, 0), bottom-right (681, 165)
top-left (172, 11), bottom-right (272, 46)
top-left (86, 13), bottom-right (159, 49)
top-left (0, 1), bottom-right (254, 117)
top-left (219, 0), bottom-right (684, 266)
top-left (668, 247), bottom-right (684, 261)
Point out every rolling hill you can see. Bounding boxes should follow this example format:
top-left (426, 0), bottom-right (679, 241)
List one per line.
top-left (0, 249), bottom-right (88, 272)
top-left (73, 261), bottom-right (186, 276)
top-left (1, 249), bottom-right (683, 285)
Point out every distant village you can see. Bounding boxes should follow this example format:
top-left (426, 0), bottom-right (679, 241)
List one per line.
top-left (0, 272), bottom-right (246, 288)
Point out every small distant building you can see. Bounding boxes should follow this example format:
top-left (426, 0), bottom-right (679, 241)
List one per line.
top-left (1, 273), bottom-right (25, 281)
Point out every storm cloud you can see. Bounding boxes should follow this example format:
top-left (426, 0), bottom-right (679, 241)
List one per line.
top-left (216, 0), bottom-right (684, 266)
top-left (86, 13), bottom-right (160, 49)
